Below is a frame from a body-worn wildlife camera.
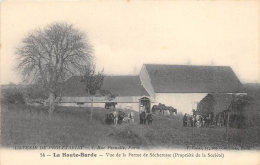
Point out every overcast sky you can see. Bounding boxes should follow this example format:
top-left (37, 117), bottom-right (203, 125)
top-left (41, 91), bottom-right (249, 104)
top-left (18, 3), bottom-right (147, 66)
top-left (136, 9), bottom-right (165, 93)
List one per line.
top-left (1, 1), bottom-right (259, 85)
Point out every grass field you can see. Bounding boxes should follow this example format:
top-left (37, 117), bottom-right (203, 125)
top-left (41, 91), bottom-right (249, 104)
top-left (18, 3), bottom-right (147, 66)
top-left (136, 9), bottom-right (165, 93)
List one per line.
top-left (1, 104), bottom-right (260, 150)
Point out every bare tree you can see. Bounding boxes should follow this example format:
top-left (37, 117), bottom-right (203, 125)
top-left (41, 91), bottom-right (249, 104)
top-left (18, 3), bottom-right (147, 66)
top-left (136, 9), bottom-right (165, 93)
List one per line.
top-left (16, 22), bottom-right (93, 116)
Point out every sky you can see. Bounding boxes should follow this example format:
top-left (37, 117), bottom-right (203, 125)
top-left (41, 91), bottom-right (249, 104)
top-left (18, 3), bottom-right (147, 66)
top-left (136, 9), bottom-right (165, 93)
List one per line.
top-left (1, 1), bottom-right (259, 85)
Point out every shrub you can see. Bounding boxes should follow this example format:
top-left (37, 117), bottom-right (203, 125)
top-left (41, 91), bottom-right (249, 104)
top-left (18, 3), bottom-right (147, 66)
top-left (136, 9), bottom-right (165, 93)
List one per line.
top-left (2, 88), bottom-right (25, 104)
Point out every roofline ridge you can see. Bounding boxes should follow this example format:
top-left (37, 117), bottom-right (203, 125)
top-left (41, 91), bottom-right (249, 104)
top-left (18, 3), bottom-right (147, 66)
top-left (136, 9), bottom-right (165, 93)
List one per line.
top-left (104, 74), bottom-right (138, 77)
top-left (144, 63), bottom-right (231, 68)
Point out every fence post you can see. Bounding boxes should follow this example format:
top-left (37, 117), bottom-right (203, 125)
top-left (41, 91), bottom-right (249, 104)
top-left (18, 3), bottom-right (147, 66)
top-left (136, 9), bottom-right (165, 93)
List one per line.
top-left (192, 119), bottom-right (194, 135)
top-left (226, 111), bottom-right (230, 140)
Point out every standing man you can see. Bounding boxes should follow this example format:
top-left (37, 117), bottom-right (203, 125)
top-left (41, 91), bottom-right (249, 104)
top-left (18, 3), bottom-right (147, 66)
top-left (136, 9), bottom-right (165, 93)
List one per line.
top-left (183, 114), bottom-right (188, 127)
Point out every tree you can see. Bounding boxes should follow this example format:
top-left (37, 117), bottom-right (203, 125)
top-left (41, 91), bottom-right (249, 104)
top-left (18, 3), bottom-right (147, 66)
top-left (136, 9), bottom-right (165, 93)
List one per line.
top-left (81, 65), bottom-right (117, 122)
top-left (16, 22), bottom-right (93, 116)
top-left (228, 95), bottom-right (250, 128)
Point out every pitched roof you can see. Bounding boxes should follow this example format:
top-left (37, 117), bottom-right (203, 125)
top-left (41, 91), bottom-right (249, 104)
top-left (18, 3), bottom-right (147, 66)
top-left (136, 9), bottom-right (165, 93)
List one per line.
top-left (62, 75), bottom-right (149, 97)
top-left (144, 64), bottom-right (245, 93)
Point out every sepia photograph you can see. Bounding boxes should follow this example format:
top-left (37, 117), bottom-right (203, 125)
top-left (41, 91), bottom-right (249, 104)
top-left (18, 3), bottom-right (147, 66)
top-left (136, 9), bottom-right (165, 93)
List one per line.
top-left (1, 0), bottom-right (259, 164)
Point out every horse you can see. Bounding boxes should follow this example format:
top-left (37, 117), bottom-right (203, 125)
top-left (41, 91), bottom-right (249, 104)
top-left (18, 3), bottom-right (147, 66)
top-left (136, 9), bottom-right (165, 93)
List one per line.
top-left (139, 111), bottom-right (147, 124)
top-left (152, 103), bottom-right (165, 114)
top-left (105, 102), bottom-right (117, 109)
top-left (147, 113), bottom-right (153, 124)
top-left (166, 106), bottom-right (177, 115)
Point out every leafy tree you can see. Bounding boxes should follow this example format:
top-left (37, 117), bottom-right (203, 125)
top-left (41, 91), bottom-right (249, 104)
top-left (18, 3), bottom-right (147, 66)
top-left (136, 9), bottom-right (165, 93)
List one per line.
top-left (15, 22), bottom-right (93, 116)
top-left (228, 95), bottom-right (250, 128)
top-left (81, 65), bottom-right (116, 122)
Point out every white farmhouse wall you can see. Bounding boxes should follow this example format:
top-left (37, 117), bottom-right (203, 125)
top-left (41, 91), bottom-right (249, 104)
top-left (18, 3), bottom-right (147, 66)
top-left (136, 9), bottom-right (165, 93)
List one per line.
top-left (57, 96), bottom-right (149, 112)
top-left (115, 103), bottom-right (139, 111)
top-left (58, 102), bottom-right (140, 111)
top-left (154, 93), bottom-right (208, 114)
top-left (58, 102), bottom-right (104, 107)
top-left (139, 65), bottom-right (155, 99)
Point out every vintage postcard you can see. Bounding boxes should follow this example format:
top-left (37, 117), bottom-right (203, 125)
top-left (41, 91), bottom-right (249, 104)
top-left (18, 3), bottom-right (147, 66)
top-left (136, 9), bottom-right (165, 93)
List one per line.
top-left (1, 0), bottom-right (259, 165)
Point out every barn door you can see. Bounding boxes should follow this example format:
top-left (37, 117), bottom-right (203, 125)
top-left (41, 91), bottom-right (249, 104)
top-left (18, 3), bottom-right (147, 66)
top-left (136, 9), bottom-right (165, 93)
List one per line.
top-left (139, 97), bottom-right (151, 113)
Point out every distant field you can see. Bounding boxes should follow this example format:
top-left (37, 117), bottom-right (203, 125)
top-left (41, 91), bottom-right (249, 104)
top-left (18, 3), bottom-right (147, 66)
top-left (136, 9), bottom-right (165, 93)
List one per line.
top-left (1, 104), bottom-right (260, 150)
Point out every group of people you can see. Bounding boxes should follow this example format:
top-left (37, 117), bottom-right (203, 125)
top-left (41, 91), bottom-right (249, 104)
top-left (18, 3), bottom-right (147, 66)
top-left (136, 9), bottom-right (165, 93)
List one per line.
top-left (183, 112), bottom-right (214, 128)
top-left (183, 114), bottom-right (195, 127)
top-left (139, 111), bottom-right (153, 124)
top-left (183, 114), bottom-right (202, 128)
top-left (139, 105), bottom-right (153, 124)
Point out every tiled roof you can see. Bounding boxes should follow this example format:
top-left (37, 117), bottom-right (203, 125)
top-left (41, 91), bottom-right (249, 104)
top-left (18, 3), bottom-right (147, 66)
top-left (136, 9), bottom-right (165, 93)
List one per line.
top-left (144, 64), bottom-right (245, 93)
top-left (62, 75), bottom-right (150, 97)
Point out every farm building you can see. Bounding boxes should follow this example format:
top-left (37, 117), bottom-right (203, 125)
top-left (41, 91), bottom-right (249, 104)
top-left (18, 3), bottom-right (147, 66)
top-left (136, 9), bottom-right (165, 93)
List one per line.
top-left (57, 75), bottom-right (154, 111)
top-left (57, 64), bottom-right (246, 114)
top-left (139, 64), bottom-right (246, 114)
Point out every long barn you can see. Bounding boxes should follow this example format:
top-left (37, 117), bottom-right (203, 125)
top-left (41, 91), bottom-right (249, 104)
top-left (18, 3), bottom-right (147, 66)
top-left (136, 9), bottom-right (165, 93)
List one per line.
top-left (139, 64), bottom-right (246, 114)
top-left (57, 64), bottom-right (245, 114)
top-left (57, 75), bottom-right (154, 111)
